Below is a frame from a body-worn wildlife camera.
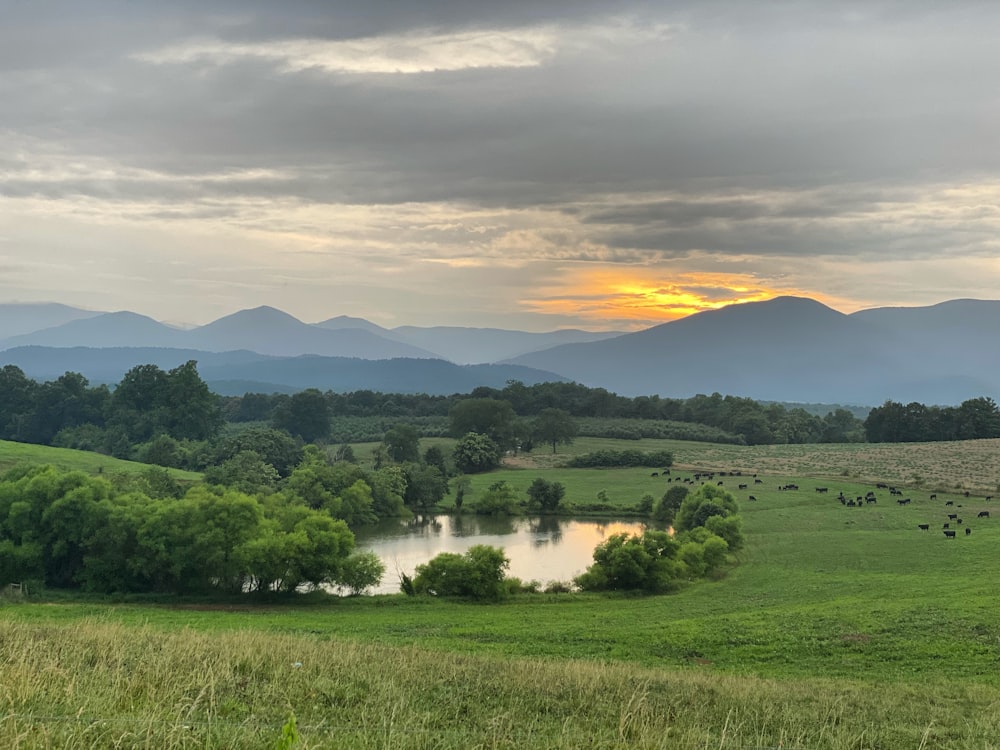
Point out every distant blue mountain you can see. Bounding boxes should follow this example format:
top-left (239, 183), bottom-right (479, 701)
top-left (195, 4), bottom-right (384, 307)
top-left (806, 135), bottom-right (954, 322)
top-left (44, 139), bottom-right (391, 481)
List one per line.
top-left (507, 296), bottom-right (1000, 405)
top-left (0, 303), bottom-right (104, 340)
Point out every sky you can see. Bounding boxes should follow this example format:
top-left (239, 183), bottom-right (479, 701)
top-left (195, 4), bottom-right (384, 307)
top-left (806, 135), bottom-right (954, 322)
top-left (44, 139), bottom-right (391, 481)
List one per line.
top-left (2, 1), bottom-right (999, 331)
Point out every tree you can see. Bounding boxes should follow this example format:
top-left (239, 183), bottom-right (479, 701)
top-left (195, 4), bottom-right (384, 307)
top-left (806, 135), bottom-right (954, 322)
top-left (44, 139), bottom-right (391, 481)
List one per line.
top-left (402, 463), bottom-right (448, 512)
top-left (383, 424), bottom-right (420, 463)
top-left (411, 544), bottom-right (510, 600)
top-left (164, 361), bottom-right (222, 440)
top-left (474, 480), bottom-right (518, 515)
top-left (526, 478), bottom-right (565, 512)
top-left (531, 408), bottom-right (578, 454)
top-left (574, 530), bottom-right (684, 593)
top-left (214, 427), bottom-right (303, 477)
top-left (336, 551), bottom-right (385, 595)
top-left (452, 432), bottom-right (501, 474)
top-left (203, 451), bottom-right (280, 495)
top-left (449, 399), bottom-right (518, 450)
top-left (653, 485), bottom-right (688, 524)
top-left (272, 389), bottom-right (331, 443)
top-left (674, 485), bottom-right (739, 532)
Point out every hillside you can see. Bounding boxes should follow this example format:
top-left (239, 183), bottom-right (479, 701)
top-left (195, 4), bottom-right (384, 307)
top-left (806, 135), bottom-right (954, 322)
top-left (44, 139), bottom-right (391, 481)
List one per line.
top-left (0, 439), bottom-right (201, 480)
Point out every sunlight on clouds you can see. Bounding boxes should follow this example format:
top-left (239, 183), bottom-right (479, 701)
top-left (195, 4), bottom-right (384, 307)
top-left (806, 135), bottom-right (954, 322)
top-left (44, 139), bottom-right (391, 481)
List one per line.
top-left (523, 268), bottom-right (815, 328)
top-left (135, 17), bottom-right (676, 77)
top-left (137, 28), bottom-right (559, 74)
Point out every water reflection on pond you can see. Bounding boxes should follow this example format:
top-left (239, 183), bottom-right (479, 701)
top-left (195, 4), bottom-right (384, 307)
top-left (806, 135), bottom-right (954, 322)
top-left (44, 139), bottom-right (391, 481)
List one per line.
top-left (353, 515), bottom-right (655, 595)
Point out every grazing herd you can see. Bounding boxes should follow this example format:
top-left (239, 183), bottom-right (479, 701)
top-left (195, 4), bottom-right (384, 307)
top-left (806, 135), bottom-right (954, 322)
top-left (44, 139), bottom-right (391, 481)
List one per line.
top-left (652, 469), bottom-right (993, 541)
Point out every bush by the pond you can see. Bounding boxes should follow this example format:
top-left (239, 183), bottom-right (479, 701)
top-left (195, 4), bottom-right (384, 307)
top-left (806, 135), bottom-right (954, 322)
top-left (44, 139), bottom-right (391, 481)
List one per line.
top-left (409, 544), bottom-right (510, 600)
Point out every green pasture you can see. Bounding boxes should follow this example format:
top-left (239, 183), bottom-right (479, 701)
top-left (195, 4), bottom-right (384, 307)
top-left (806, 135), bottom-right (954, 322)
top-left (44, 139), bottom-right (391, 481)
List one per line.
top-left (0, 439), bottom-right (202, 481)
top-left (5, 437), bottom-right (1000, 747)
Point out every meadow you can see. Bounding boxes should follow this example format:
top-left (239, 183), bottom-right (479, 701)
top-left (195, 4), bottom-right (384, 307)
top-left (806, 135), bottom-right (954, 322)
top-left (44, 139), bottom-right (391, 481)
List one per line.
top-left (4, 437), bottom-right (1000, 747)
top-left (0, 439), bottom-right (202, 482)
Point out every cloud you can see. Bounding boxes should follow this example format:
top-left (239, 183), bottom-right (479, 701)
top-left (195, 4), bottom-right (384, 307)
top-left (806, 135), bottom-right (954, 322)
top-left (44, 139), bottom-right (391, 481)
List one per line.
top-left (137, 27), bottom-right (561, 75)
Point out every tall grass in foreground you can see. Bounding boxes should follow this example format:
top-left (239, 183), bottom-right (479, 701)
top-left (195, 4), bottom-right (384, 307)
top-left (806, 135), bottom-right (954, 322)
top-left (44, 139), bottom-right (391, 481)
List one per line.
top-left (1, 619), bottom-right (998, 749)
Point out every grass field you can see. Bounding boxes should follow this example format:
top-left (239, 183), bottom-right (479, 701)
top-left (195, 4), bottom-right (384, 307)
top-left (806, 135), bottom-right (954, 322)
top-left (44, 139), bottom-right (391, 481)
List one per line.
top-left (4, 437), bottom-right (1000, 747)
top-left (0, 439), bottom-right (202, 481)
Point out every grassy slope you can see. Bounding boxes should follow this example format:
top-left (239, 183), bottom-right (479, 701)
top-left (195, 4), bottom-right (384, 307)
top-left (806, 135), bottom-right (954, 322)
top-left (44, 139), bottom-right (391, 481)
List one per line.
top-left (0, 439), bottom-right (202, 481)
top-left (5, 437), bottom-right (1000, 747)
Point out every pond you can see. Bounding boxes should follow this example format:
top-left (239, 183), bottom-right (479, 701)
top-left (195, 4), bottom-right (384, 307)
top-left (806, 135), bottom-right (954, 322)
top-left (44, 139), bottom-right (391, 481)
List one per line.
top-left (352, 514), bottom-right (655, 595)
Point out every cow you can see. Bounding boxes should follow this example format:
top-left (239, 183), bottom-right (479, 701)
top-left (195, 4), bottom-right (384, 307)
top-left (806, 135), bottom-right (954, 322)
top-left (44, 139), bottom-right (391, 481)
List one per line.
top-left (896, 498), bottom-right (909, 505)
top-left (754, 479), bottom-right (763, 485)
top-left (738, 483), bottom-right (748, 490)
top-left (978, 511), bottom-right (990, 518)
top-left (945, 501), bottom-right (954, 506)
top-left (748, 495), bottom-right (757, 502)
top-left (816, 487), bottom-right (829, 493)
top-left (948, 513), bottom-right (958, 520)
top-left (930, 494), bottom-right (937, 501)
top-left (917, 524), bottom-right (929, 530)
top-left (650, 472), bottom-right (659, 477)
top-left (956, 518), bottom-right (963, 525)
top-left (717, 481), bottom-right (724, 486)
top-left (966, 527), bottom-right (972, 536)
top-left (944, 530), bottom-right (957, 538)
top-left (866, 497), bottom-right (877, 504)
top-left (943, 522), bottom-right (950, 529)
top-left (876, 482), bottom-right (889, 489)
top-left (964, 491), bottom-right (971, 497)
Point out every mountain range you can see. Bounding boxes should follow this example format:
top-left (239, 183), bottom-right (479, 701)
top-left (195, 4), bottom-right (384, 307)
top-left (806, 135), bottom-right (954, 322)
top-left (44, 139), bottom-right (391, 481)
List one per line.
top-left (1, 297), bottom-right (998, 404)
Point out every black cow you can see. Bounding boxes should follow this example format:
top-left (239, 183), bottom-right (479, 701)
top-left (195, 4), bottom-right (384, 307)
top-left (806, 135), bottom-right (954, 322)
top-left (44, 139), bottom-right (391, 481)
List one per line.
top-left (754, 479), bottom-right (763, 484)
top-left (966, 528), bottom-right (972, 536)
top-left (943, 522), bottom-right (950, 529)
top-left (917, 524), bottom-right (929, 530)
top-left (896, 498), bottom-right (910, 505)
top-left (748, 495), bottom-right (757, 502)
top-left (816, 487), bottom-right (829, 493)
top-left (930, 494), bottom-right (937, 501)
top-left (978, 511), bottom-right (990, 518)
top-left (866, 497), bottom-right (877, 504)
top-left (738, 483), bottom-right (748, 490)
top-left (948, 513), bottom-right (958, 520)
top-left (944, 529), bottom-right (957, 538)
top-left (876, 482), bottom-right (889, 489)
top-left (964, 491), bottom-right (971, 497)
top-left (650, 472), bottom-right (659, 477)
top-left (945, 501), bottom-right (954, 506)
top-left (717, 481), bottom-right (724, 486)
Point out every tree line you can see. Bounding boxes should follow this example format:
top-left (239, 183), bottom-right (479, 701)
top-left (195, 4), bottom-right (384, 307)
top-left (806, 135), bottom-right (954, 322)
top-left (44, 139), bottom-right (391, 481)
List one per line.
top-left (224, 382), bottom-right (867, 446)
top-left (864, 397), bottom-right (1000, 443)
top-left (8, 360), bottom-right (1000, 453)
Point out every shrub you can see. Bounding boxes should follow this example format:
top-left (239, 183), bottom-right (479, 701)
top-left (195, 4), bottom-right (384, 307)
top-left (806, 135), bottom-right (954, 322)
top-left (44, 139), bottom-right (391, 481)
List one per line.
top-left (567, 449), bottom-right (674, 469)
top-left (411, 545), bottom-right (510, 600)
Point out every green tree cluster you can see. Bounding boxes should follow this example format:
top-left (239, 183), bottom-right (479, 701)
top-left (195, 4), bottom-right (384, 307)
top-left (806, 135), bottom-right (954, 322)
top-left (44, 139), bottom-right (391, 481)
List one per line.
top-left (577, 484), bottom-right (743, 593)
top-left (0, 465), bottom-right (363, 594)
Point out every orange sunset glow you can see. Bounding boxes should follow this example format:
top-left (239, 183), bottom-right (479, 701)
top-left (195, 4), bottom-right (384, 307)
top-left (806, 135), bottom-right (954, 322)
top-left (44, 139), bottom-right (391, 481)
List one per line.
top-left (523, 269), bottom-right (824, 329)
